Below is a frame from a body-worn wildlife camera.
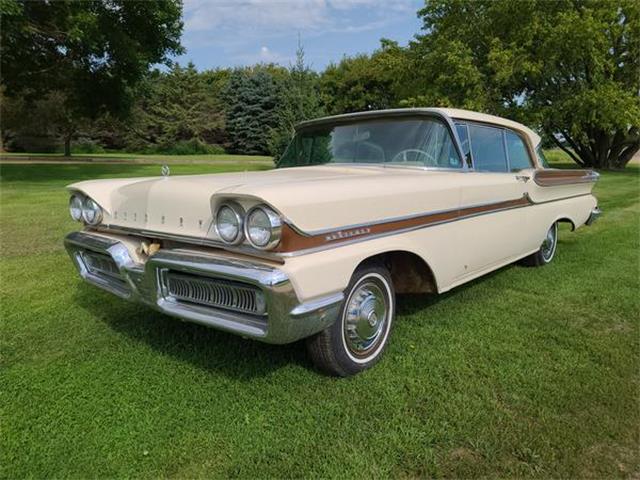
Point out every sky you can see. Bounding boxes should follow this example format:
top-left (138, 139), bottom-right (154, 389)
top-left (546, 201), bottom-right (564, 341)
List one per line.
top-left (175, 0), bottom-right (424, 71)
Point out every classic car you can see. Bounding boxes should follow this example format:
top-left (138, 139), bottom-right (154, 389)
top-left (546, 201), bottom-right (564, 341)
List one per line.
top-left (64, 108), bottom-right (601, 376)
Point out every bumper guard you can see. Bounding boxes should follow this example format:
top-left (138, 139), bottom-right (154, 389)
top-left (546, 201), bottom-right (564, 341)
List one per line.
top-left (586, 206), bottom-right (602, 226)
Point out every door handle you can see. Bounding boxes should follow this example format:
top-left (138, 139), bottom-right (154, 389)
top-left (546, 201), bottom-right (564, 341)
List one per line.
top-left (515, 175), bottom-right (530, 183)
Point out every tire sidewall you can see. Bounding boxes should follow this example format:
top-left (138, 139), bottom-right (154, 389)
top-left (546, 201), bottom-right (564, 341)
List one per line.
top-left (541, 222), bottom-right (558, 264)
top-left (332, 266), bottom-right (395, 374)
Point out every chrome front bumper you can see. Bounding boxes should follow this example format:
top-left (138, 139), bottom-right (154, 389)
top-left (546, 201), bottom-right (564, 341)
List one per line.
top-left (64, 231), bottom-right (343, 344)
top-left (586, 206), bottom-right (602, 226)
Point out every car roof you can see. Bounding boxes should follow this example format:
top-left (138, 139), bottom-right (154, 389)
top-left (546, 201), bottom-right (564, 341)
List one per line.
top-left (296, 107), bottom-right (542, 148)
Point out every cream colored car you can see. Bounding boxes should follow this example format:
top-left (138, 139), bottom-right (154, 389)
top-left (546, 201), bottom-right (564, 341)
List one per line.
top-left (64, 108), bottom-right (600, 376)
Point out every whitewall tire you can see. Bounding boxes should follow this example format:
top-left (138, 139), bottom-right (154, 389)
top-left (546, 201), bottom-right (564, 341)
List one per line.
top-left (306, 264), bottom-right (395, 376)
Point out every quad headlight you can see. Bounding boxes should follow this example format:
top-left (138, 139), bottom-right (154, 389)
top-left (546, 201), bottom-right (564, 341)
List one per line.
top-left (215, 203), bottom-right (244, 244)
top-left (81, 197), bottom-right (103, 225)
top-left (244, 205), bottom-right (282, 250)
top-left (69, 193), bottom-right (103, 225)
top-left (69, 194), bottom-right (84, 221)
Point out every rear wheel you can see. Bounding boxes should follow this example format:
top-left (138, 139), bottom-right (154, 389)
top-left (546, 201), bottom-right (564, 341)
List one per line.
top-left (520, 222), bottom-right (558, 267)
top-left (306, 264), bottom-right (395, 377)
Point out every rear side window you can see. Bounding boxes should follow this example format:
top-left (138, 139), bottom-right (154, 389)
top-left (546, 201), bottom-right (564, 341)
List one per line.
top-left (468, 124), bottom-right (508, 172)
top-left (505, 130), bottom-right (532, 171)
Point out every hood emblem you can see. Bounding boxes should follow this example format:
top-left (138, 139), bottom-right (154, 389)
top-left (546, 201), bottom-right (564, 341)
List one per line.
top-left (161, 164), bottom-right (170, 177)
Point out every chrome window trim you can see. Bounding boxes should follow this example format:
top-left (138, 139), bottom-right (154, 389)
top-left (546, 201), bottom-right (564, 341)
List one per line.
top-left (284, 109), bottom-right (467, 171)
top-left (455, 119), bottom-right (536, 171)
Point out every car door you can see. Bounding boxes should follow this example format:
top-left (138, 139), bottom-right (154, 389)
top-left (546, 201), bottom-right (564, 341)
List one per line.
top-left (454, 122), bottom-right (533, 277)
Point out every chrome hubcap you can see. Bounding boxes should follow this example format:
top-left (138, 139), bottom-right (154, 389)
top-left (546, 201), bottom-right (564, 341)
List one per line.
top-left (344, 280), bottom-right (388, 357)
top-left (541, 223), bottom-right (557, 261)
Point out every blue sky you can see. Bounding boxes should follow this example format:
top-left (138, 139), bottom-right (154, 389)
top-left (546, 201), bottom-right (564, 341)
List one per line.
top-left (175, 0), bottom-right (424, 71)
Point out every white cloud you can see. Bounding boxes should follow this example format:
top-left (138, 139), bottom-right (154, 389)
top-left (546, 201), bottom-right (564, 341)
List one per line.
top-left (184, 0), bottom-right (329, 33)
top-left (180, 0), bottom-right (417, 66)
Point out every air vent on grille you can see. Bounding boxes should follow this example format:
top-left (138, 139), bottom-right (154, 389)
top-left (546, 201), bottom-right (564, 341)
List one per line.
top-left (165, 272), bottom-right (266, 315)
top-left (82, 251), bottom-right (121, 278)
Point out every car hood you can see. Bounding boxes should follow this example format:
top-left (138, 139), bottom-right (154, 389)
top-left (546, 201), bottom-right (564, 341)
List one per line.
top-left (68, 165), bottom-right (462, 237)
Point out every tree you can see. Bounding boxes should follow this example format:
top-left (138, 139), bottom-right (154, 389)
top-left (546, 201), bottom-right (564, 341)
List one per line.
top-left (123, 63), bottom-right (227, 152)
top-left (224, 67), bottom-right (284, 155)
top-left (412, 0), bottom-right (640, 169)
top-left (1, 89), bottom-right (85, 153)
top-left (320, 53), bottom-right (394, 115)
top-left (269, 40), bottom-right (324, 159)
top-left (0, 0), bottom-right (183, 155)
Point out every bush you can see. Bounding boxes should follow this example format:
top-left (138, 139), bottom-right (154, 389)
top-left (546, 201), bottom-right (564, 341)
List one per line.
top-left (68, 138), bottom-right (105, 154)
top-left (140, 139), bottom-right (225, 155)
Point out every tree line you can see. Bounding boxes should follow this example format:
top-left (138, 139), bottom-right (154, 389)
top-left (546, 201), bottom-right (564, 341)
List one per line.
top-left (1, 0), bottom-right (638, 169)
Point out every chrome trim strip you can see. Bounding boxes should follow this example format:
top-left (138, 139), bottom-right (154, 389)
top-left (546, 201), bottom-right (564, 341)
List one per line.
top-left (95, 192), bottom-right (592, 259)
top-left (280, 197), bottom-right (533, 257)
top-left (286, 194), bottom-right (530, 238)
top-left (290, 292), bottom-right (345, 317)
top-left (533, 170), bottom-right (600, 186)
top-left (92, 225), bottom-right (285, 264)
top-left (280, 193), bottom-right (594, 257)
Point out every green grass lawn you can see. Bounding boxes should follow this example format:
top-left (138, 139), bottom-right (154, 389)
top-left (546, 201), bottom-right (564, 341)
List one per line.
top-left (1, 161), bottom-right (639, 478)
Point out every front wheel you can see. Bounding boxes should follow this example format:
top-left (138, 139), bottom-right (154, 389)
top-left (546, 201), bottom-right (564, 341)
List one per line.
top-left (306, 264), bottom-right (395, 377)
top-left (520, 222), bottom-right (558, 267)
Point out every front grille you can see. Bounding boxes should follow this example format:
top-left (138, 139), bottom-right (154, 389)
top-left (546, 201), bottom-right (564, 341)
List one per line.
top-left (165, 272), bottom-right (265, 315)
top-left (81, 251), bottom-right (121, 279)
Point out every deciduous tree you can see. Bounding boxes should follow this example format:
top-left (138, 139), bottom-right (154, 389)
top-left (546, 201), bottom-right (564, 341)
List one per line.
top-left (412, 0), bottom-right (640, 169)
top-left (0, 0), bottom-right (183, 155)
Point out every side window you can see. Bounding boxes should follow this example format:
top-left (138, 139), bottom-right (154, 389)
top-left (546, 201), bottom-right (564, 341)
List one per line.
top-left (536, 146), bottom-right (550, 168)
top-left (455, 123), bottom-right (472, 167)
top-left (419, 120), bottom-right (463, 168)
top-left (505, 130), bottom-right (532, 171)
top-left (468, 124), bottom-right (508, 172)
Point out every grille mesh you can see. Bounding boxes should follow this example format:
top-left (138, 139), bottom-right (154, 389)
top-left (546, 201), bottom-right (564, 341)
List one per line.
top-left (166, 272), bottom-right (265, 315)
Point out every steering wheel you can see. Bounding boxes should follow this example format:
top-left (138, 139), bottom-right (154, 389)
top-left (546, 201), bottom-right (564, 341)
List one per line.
top-left (391, 149), bottom-right (438, 166)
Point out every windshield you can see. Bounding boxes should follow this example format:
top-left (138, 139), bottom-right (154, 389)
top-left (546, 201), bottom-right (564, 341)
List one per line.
top-left (278, 117), bottom-right (463, 169)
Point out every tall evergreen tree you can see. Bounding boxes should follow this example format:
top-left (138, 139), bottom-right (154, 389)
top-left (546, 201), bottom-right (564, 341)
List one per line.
top-left (269, 40), bottom-right (324, 159)
top-left (124, 63), bottom-right (227, 151)
top-left (225, 68), bottom-right (282, 155)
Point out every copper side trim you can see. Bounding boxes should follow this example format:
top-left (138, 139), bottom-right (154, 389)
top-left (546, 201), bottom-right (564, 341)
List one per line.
top-left (276, 196), bottom-right (532, 253)
top-left (534, 169), bottom-right (598, 186)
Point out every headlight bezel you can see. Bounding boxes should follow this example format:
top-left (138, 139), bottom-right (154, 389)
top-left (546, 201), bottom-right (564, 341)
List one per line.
top-left (214, 202), bottom-right (245, 245)
top-left (81, 197), bottom-right (103, 225)
top-left (244, 205), bottom-right (283, 250)
top-left (69, 194), bottom-right (84, 222)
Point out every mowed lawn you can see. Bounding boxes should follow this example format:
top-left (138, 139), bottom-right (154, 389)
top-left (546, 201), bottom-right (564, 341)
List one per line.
top-left (1, 161), bottom-right (638, 478)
